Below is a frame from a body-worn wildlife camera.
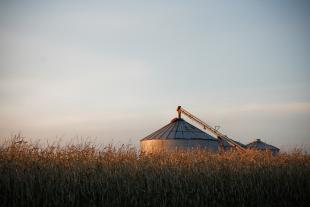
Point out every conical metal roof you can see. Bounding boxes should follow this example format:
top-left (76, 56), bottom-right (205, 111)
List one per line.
top-left (246, 139), bottom-right (279, 151)
top-left (141, 118), bottom-right (218, 141)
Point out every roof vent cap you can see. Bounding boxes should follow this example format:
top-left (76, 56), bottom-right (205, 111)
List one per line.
top-left (170, 117), bottom-right (179, 123)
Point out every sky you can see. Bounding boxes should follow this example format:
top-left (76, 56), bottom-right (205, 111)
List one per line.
top-left (0, 0), bottom-right (310, 150)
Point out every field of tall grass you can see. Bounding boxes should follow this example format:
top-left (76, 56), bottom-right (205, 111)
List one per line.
top-left (0, 136), bottom-right (309, 207)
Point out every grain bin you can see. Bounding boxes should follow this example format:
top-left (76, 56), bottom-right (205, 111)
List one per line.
top-left (246, 139), bottom-right (280, 155)
top-left (140, 117), bottom-right (220, 153)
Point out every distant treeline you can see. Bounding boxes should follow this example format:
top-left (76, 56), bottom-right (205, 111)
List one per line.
top-left (0, 137), bottom-right (309, 207)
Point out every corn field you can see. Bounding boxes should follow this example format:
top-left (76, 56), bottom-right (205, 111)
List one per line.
top-left (0, 137), bottom-right (309, 207)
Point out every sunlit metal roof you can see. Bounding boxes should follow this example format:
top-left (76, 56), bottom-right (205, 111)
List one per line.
top-left (141, 118), bottom-right (218, 141)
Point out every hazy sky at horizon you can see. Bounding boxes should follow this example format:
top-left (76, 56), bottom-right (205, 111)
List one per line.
top-left (1, 0), bottom-right (310, 150)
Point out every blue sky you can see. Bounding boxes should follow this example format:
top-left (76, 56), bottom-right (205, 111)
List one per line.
top-left (0, 0), bottom-right (309, 150)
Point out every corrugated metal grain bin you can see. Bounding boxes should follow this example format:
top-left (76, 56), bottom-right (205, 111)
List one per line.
top-left (246, 139), bottom-right (280, 155)
top-left (140, 118), bottom-right (220, 153)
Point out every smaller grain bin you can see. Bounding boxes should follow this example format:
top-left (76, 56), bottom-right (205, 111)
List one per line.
top-left (140, 118), bottom-right (220, 153)
top-left (246, 139), bottom-right (280, 155)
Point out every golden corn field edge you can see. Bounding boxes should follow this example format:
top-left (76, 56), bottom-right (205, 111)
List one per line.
top-left (0, 137), bottom-right (309, 207)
